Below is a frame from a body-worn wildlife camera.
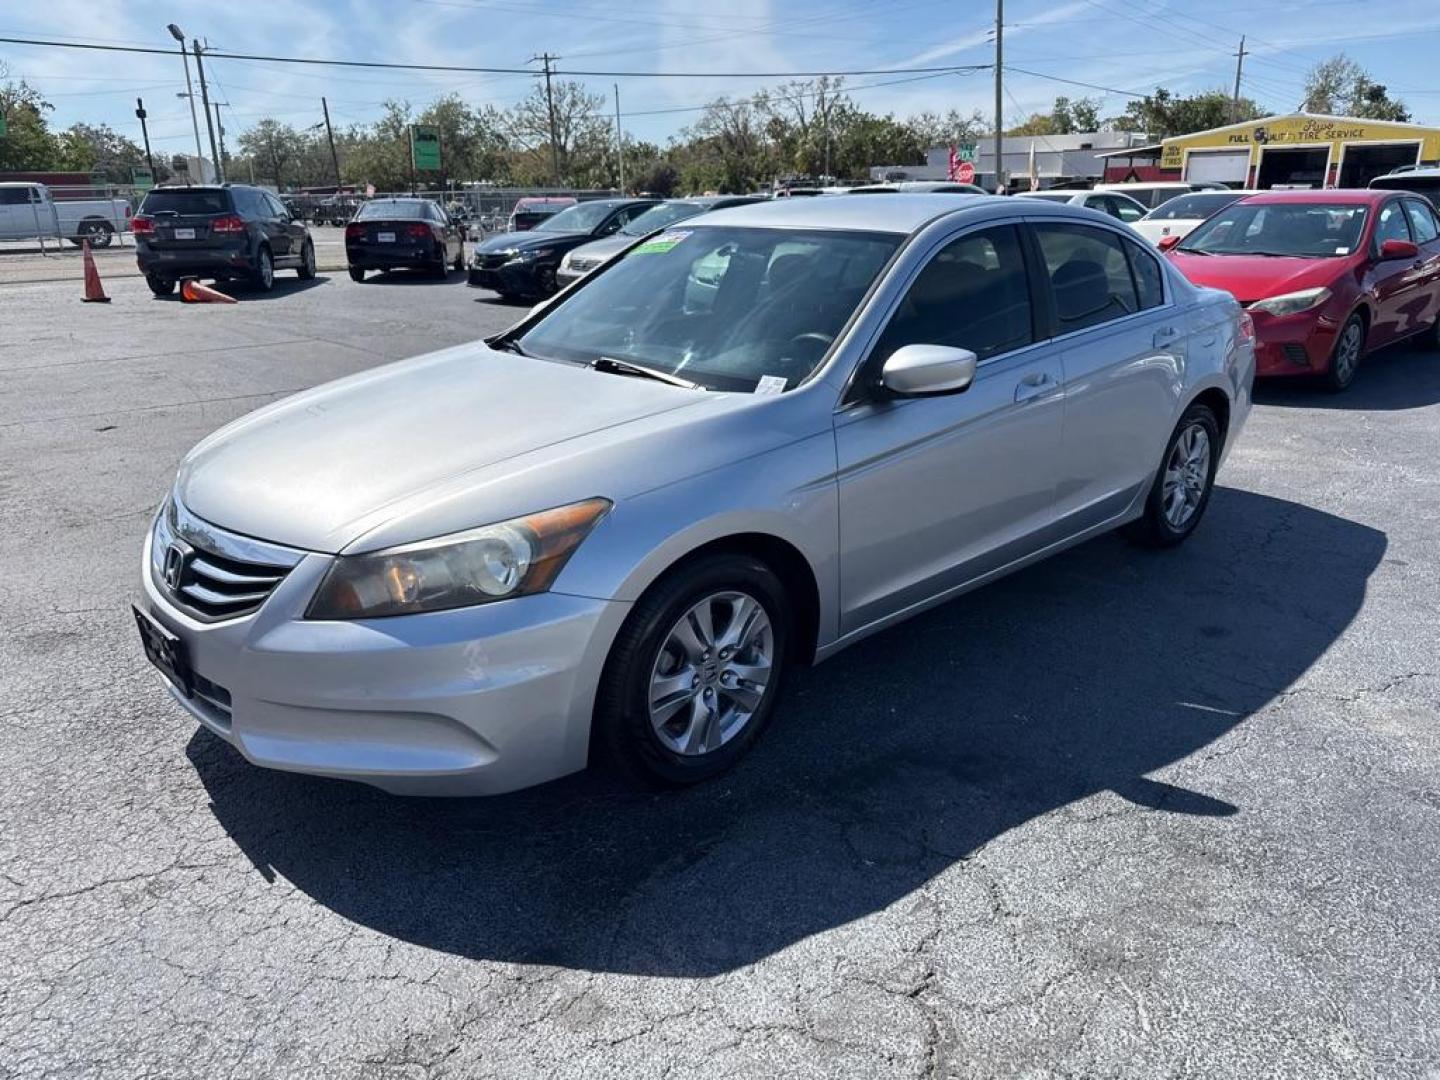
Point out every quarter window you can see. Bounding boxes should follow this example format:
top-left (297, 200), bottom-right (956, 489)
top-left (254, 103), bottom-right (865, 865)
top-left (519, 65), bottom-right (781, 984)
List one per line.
top-left (872, 225), bottom-right (1034, 363)
top-left (1033, 223), bottom-right (1141, 333)
top-left (1404, 199), bottom-right (1439, 244)
top-left (1126, 239), bottom-right (1165, 310)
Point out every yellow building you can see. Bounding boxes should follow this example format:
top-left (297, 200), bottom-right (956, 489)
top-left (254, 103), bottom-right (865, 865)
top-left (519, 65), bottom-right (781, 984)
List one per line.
top-left (1157, 113), bottom-right (1440, 189)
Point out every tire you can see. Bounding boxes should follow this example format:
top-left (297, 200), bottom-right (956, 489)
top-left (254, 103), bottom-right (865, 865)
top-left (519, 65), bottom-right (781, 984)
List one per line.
top-left (1322, 313), bottom-right (1364, 393)
top-left (1122, 402), bottom-right (1221, 549)
top-left (77, 219), bottom-right (114, 248)
top-left (594, 553), bottom-right (792, 788)
top-left (348, 266), bottom-right (366, 283)
top-left (252, 246), bottom-right (275, 292)
top-left (1419, 312), bottom-right (1440, 351)
top-left (297, 239), bottom-right (317, 280)
top-left (145, 273), bottom-right (175, 297)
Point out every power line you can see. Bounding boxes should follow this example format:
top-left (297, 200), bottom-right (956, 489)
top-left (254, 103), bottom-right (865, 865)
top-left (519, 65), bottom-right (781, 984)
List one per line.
top-left (0, 35), bottom-right (990, 79)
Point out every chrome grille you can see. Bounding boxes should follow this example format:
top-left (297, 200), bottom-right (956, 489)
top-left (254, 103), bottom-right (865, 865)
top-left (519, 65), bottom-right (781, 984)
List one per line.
top-left (477, 252), bottom-right (511, 269)
top-left (151, 496), bottom-right (305, 623)
top-left (569, 256), bottom-right (600, 272)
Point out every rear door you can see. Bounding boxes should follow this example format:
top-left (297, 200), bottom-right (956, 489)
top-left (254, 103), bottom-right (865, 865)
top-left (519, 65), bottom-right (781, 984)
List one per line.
top-left (265, 192), bottom-right (303, 257)
top-left (1029, 220), bottom-right (1182, 530)
top-left (1402, 197), bottom-right (1440, 332)
top-left (834, 223), bottom-right (1064, 635)
top-left (0, 186), bottom-right (32, 239)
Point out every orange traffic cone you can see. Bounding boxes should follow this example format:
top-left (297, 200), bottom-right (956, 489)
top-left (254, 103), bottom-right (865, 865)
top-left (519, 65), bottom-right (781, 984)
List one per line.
top-left (81, 239), bottom-right (110, 303)
top-left (180, 278), bottom-right (238, 305)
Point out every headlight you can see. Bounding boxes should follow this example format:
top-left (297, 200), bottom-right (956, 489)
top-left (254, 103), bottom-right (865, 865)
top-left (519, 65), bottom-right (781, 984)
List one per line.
top-left (514, 247), bottom-right (554, 261)
top-left (307, 497), bottom-right (611, 619)
top-left (1247, 287), bottom-right (1332, 317)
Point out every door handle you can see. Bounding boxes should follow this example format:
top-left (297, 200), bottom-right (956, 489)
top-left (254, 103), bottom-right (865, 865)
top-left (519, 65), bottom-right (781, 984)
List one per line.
top-left (1153, 325), bottom-right (1180, 347)
top-left (1014, 372), bottom-right (1058, 403)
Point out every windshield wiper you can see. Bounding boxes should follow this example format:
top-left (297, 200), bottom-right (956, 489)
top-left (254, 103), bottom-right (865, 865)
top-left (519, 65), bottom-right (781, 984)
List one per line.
top-left (488, 337), bottom-right (529, 356)
top-left (592, 356), bottom-right (701, 390)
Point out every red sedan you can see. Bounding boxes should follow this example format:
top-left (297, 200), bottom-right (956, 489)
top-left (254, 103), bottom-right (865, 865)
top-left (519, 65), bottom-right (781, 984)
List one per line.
top-left (1164, 190), bottom-right (1440, 391)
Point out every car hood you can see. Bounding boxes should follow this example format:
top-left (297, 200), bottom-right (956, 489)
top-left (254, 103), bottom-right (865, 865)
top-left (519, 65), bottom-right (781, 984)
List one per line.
top-left (175, 343), bottom-right (719, 554)
top-left (1165, 252), bottom-right (1344, 304)
top-left (476, 230), bottom-right (586, 253)
top-left (566, 235), bottom-right (632, 262)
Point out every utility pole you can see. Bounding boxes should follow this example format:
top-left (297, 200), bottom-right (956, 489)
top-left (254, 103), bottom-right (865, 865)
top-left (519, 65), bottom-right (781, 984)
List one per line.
top-left (614, 83), bottom-right (625, 194)
top-left (531, 53), bottom-right (562, 187)
top-left (135, 98), bottom-right (155, 176)
top-left (321, 97), bottom-right (342, 188)
top-left (192, 41), bottom-right (221, 181)
top-left (1230, 36), bottom-right (1249, 123)
top-left (213, 102), bottom-right (227, 176)
top-left (993, 0), bottom-right (1005, 194)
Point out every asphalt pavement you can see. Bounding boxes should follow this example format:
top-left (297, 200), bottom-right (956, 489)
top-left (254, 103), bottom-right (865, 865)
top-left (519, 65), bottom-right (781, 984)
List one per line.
top-left (1, 270), bottom-right (1438, 1079)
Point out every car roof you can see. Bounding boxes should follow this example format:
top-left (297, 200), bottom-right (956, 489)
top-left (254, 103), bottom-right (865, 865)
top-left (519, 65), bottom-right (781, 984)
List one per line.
top-left (695, 192), bottom-right (998, 234)
top-left (1238, 189), bottom-right (1392, 205)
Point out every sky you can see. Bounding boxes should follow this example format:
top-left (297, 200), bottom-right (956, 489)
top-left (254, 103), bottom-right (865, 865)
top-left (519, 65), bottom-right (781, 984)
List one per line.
top-left (3, 0), bottom-right (1440, 161)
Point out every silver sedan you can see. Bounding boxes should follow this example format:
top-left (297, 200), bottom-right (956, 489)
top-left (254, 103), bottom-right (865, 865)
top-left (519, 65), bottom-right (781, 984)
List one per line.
top-left (135, 194), bottom-right (1255, 795)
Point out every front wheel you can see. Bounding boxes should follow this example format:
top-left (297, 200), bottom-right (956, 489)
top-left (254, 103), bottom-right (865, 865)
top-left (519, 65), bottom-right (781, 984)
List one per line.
top-left (252, 246), bottom-right (275, 292)
top-left (594, 554), bottom-right (792, 788)
top-left (1323, 313), bottom-right (1364, 393)
top-left (297, 239), bottom-right (317, 280)
top-left (348, 266), bottom-right (366, 283)
top-left (145, 273), bottom-right (175, 297)
top-left (1122, 402), bottom-right (1221, 549)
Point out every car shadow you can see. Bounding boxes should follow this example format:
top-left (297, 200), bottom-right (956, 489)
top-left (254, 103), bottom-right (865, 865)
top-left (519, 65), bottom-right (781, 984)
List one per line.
top-left (360, 269), bottom-right (468, 285)
top-left (189, 487), bottom-right (1384, 977)
top-left (153, 277), bottom-right (332, 302)
top-left (472, 291), bottom-right (533, 307)
top-left (1254, 341), bottom-right (1440, 410)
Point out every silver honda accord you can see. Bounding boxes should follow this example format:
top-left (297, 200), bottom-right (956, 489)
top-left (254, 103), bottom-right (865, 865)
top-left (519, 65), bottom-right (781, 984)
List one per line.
top-left (135, 194), bottom-right (1254, 795)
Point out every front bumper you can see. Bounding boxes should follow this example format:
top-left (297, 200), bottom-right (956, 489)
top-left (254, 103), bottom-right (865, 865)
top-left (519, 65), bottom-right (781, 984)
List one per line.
top-left (139, 523), bottom-right (627, 796)
top-left (1250, 307), bottom-right (1339, 378)
top-left (467, 258), bottom-right (549, 296)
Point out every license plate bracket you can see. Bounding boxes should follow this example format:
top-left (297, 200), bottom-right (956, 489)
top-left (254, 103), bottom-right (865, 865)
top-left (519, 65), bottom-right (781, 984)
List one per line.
top-left (132, 605), bottom-right (192, 697)
top-left (377, 231), bottom-right (396, 243)
top-left (174, 227), bottom-right (196, 240)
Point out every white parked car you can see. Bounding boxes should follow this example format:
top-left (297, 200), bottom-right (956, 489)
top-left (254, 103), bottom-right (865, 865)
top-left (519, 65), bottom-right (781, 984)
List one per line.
top-left (1131, 190), bottom-right (1258, 246)
top-left (0, 181), bottom-right (132, 247)
top-left (1015, 189), bottom-right (1147, 224)
top-left (1092, 181), bottom-right (1230, 210)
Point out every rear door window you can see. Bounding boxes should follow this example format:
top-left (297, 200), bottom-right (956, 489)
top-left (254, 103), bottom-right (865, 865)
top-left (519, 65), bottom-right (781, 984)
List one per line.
top-left (1033, 222), bottom-right (1142, 334)
top-left (1375, 201), bottom-right (1413, 247)
top-left (0, 187), bottom-right (32, 206)
top-left (1403, 199), bottom-right (1440, 244)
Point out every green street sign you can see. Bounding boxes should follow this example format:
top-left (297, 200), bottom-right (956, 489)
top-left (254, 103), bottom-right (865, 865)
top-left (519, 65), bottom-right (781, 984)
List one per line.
top-left (132, 167), bottom-right (155, 191)
top-left (957, 142), bottom-right (977, 162)
top-left (410, 125), bottom-right (441, 172)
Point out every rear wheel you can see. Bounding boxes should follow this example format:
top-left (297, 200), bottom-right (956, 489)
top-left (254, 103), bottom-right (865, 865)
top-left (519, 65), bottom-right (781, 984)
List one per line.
top-left (72, 219), bottom-right (114, 248)
top-left (297, 239), bottom-right (317, 280)
top-left (1323, 313), bottom-right (1364, 393)
top-left (1122, 402), bottom-right (1220, 549)
top-left (145, 273), bottom-right (175, 297)
top-left (252, 246), bottom-right (275, 292)
top-left (595, 554), bottom-right (792, 788)
top-left (348, 266), bottom-right (366, 283)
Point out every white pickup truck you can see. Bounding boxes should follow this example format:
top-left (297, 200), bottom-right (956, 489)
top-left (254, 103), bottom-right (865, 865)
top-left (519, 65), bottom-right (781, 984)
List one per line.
top-left (0, 182), bottom-right (132, 248)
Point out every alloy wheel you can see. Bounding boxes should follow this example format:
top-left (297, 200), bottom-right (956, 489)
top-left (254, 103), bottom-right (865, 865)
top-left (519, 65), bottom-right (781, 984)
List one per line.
top-left (1334, 320), bottom-right (1362, 385)
top-left (1161, 422), bottom-right (1211, 529)
top-left (648, 591), bottom-right (774, 756)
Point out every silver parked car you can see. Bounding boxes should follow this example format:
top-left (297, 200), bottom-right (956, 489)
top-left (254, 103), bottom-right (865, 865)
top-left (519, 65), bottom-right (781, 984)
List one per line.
top-left (135, 195), bottom-right (1254, 796)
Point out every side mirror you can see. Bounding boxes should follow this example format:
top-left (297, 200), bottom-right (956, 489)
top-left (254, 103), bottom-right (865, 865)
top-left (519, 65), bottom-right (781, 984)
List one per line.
top-left (1379, 238), bottom-right (1419, 260)
top-left (880, 344), bottom-right (978, 397)
top-left (1157, 234), bottom-right (1182, 252)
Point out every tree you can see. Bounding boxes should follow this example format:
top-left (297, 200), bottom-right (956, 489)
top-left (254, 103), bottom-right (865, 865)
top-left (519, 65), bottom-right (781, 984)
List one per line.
top-left (674, 95), bottom-right (775, 193)
top-left (55, 123), bottom-right (146, 182)
top-left (904, 108), bottom-right (990, 151)
top-left (507, 79), bottom-right (609, 186)
top-left (237, 119), bottom-right (306, 188)
top-left (0, 65), bottom-right (60, 171)
top-left (1051, 96), bottom-right (1101, 134)
top-left (1303, 54), bottom-right (1409, 121)
top-left (1117, 88), bottom-right (1261, 139)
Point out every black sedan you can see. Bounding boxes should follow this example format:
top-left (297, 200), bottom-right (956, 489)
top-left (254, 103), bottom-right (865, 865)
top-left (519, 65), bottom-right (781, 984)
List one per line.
top-left (467, 198), bottom-right (658, 299)
top-left (345, 198), bottom-right (466, 282)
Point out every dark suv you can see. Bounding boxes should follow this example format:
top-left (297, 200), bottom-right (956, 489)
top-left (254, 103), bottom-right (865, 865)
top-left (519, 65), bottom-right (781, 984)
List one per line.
top-left (132, 184), bottom-right (316, 296)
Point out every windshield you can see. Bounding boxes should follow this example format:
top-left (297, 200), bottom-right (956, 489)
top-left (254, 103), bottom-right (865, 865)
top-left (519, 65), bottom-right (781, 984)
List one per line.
top-left (1180, 202), bottom-right (1370, 257)
top-left (1144, 192), bottom-right (1243, 221)
top-left (140, 190), bottom-right (230, 215)
top-left (514, 225), bottom-right (902, 392)
top-left (357, 200), bottom-right (430, 220)
top-left (621, 202), bottom-right (705, 237)
top-left (534, 201), bottom-right (619, 234)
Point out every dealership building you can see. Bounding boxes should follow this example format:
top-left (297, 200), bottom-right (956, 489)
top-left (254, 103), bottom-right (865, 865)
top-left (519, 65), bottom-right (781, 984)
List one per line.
top-left (1098, 112), bottom-right (1440, 189)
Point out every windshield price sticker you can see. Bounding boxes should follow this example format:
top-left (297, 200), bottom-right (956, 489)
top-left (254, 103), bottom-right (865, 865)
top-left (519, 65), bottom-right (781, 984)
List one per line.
top-left (633, 230), bottom-right (691, 254)
top-left (754, 375), bottom-right (788, 395)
